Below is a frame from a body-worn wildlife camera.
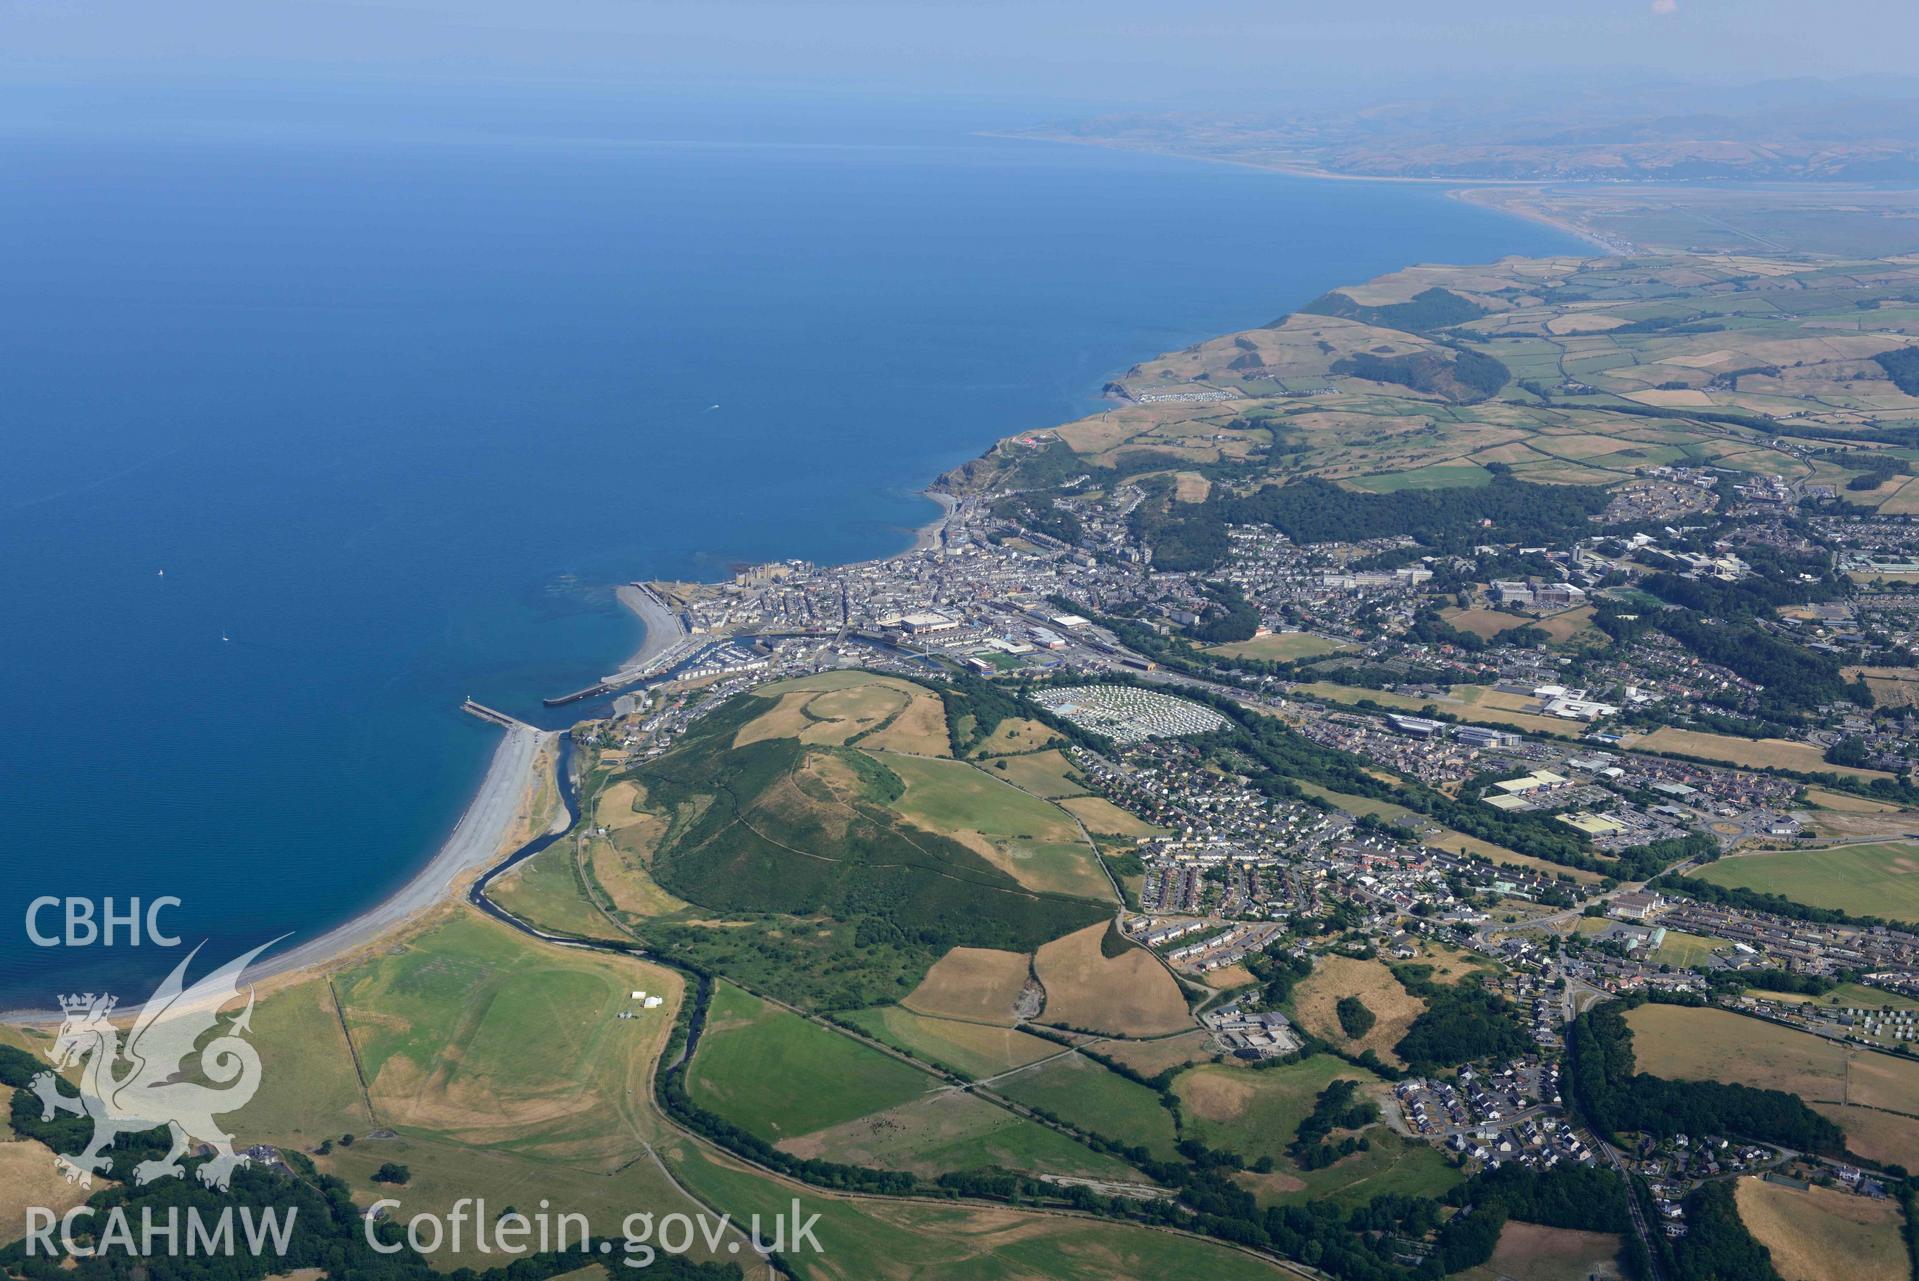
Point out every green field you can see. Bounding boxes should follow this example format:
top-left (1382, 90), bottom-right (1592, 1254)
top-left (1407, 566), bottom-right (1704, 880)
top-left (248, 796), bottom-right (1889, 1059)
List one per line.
top-left (884, 752), bottom-right (1084, 837)
top-left (1203, 632), bottom-right (1351, 662)
top-left (232, 913), bottom-right (1293, 1275)
top-left (339, 912), bottom-right (610, 1090)
top-left (664, 1140), bottom-right (1290, 1281)
top-left (881, 752), bottom-right (1112, 900)
top-left (227, 912), bottom-right (748, 1268)
top-left (229, 980), bottom-right (371, 1145)
top-left (843, 1004), bottom-right (1061, 1079)
top-left (1346, 460), bottom-right (1493, 491)
top-left (332, 910), bottom-right (675, 1166)
top-left (1278, 1131), bottom-right (1463, 1209)
top-left (1692, 843), bottom-right (1919, 925)
top-left (1647, 928), bottom-right (1734, 969)
top-left (1174, 1056), bottom-right (1371, 1166)
top-left (992, 1051), bottom-right (1182, 1159)
top-left (784, 1089), bottom-right (1140, 1182)
top-left (1294, 780), bottom-right (1423, 826)
top-left (1170, 1055), bottom-right (1461, 1207)
top-left (321, 1133), bottom-right (740, 1268)
top-left (983, 748), bottom-right (1090, 799)
top-left (47, 897), bottom-right (1308, 1277)
top-left (486, 837), bottom-right (623, 941)
top-left (689, 981), bottom-right (937, 1140)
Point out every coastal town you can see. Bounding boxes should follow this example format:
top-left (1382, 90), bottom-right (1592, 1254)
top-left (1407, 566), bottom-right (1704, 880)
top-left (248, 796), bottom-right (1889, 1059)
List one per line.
top-left (541, 251), bottom-right (1919, 1280)
top-left (568, 460), bottom-right (1917, 1265)
top-left (17, 4), bottom-right (1919, 1277)
top-left (20, 246), bottom-right (1919, 1281)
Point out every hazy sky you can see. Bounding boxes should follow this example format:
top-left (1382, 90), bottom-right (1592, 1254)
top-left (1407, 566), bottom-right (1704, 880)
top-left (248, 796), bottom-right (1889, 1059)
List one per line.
top-left (3, 0), bottom-right (1916, 109)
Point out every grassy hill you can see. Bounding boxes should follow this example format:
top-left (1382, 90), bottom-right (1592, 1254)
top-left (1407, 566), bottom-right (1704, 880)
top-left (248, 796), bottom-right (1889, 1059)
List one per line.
top-left (579, 679), bottom-right (1111, 1010)
top-left (628, 692), bottom-right (1108, 955)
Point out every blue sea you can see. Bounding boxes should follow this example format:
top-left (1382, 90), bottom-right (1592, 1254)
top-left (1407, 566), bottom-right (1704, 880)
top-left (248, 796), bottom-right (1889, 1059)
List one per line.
top-left (0, 88), bottom-right (1579, 1006)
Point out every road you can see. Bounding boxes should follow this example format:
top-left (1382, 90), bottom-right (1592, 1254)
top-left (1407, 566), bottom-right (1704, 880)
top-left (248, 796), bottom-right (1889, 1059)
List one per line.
top-left (1599, 1136), bottom-right (1665, 1281)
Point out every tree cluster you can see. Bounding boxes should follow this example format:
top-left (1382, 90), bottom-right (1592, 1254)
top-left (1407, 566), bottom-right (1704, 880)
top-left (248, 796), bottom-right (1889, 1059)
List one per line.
top-left (1568, 1002), bottom-right (1844, 1153)
top-left (1393, 984), bottom-right (1531, 1075)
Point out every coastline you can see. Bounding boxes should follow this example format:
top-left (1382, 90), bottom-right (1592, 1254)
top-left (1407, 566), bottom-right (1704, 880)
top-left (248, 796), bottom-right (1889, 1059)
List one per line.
top-left (1, 720), bottom-right (558, 1026)
top-left (0, 153), bottom-right (1582, 1027)
top-left (987, 130), bottom-right (1624, 255)
top-left (249, 720), bottom-right (560, 984)
top-left (1, 485), bottom-right (958, 1028)
top-left (269, 485), bottom-right (953, 988)
top-left (913, 490), bottom-right (959, 553)
top-left (1447, 186), bottom-right (1632, 256)
top-left (615, 581), bottom-right (689, 672)
top-left (977, 130), bottom-right (1553, 186)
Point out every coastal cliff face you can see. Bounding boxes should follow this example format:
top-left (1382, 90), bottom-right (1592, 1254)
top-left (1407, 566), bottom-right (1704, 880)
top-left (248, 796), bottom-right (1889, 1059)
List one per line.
top-left (937, 446), bottom-right (1020, 496)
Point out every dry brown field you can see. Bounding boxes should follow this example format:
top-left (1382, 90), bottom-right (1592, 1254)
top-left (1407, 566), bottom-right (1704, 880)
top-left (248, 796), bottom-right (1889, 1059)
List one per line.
top-left (1627, 1005), bottom-right (1846, 1101)
top-left (1205, 632), bottom-right (1352, 662)
top-left (1455, 1221), bottom-right (1624, 1281)
top-left (1806, 787), bottom-right (1904, 814)
top-left (1844, 666), bottom-right (1919, 709)
top-left (1290, 955), bottom-right (1425, 1068)
top-left (1034, 924), bottom-right (1192, 1037)
top-left (1096, 1028), bottom-right (1217, 1077)
top-left (1058, 794), bottom-right (1162, 837)
top-left (1424, 827), bottom-right (1603, 885)
top-left (733, 672), bottom-right (951, 756)
top-left (967, 718), bottom-right (1065, 757)
top-left (901, 947), bottom-right (1034, 1026)
top-left (1533, 605), bottom-right (1599, 645)
top-left (586, 825), bottom-right (693, 918)
top-left (1172, 471), bottom-right (1212, 503)
top-left (1193, 964), bottom-right (1252, 992)
top-left (1813, 1104), bottom-right (1919, 1170)
top-left (861, 684), bottom-right (954, 755)
top-left (1440, 606), bottom-right (1533, 639)
top-left (0, 1136), bottom-right (101, 1235)
top-left (1627, 726), bottom-right (1891, 780)
top-left (1409, 942), bottom-right (1493, 984)
top-left (1627, 1005), bottom-right (1919, 1164)
top-left (1734, 1176), bottom-right (1907, 1281)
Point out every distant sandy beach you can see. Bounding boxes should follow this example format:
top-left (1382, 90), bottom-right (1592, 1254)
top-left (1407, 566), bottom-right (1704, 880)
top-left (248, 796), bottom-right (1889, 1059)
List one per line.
top-left (1448, 186), bottom-right (1630, 256)
top-left (986, 131), bottom-right (1624, 255)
